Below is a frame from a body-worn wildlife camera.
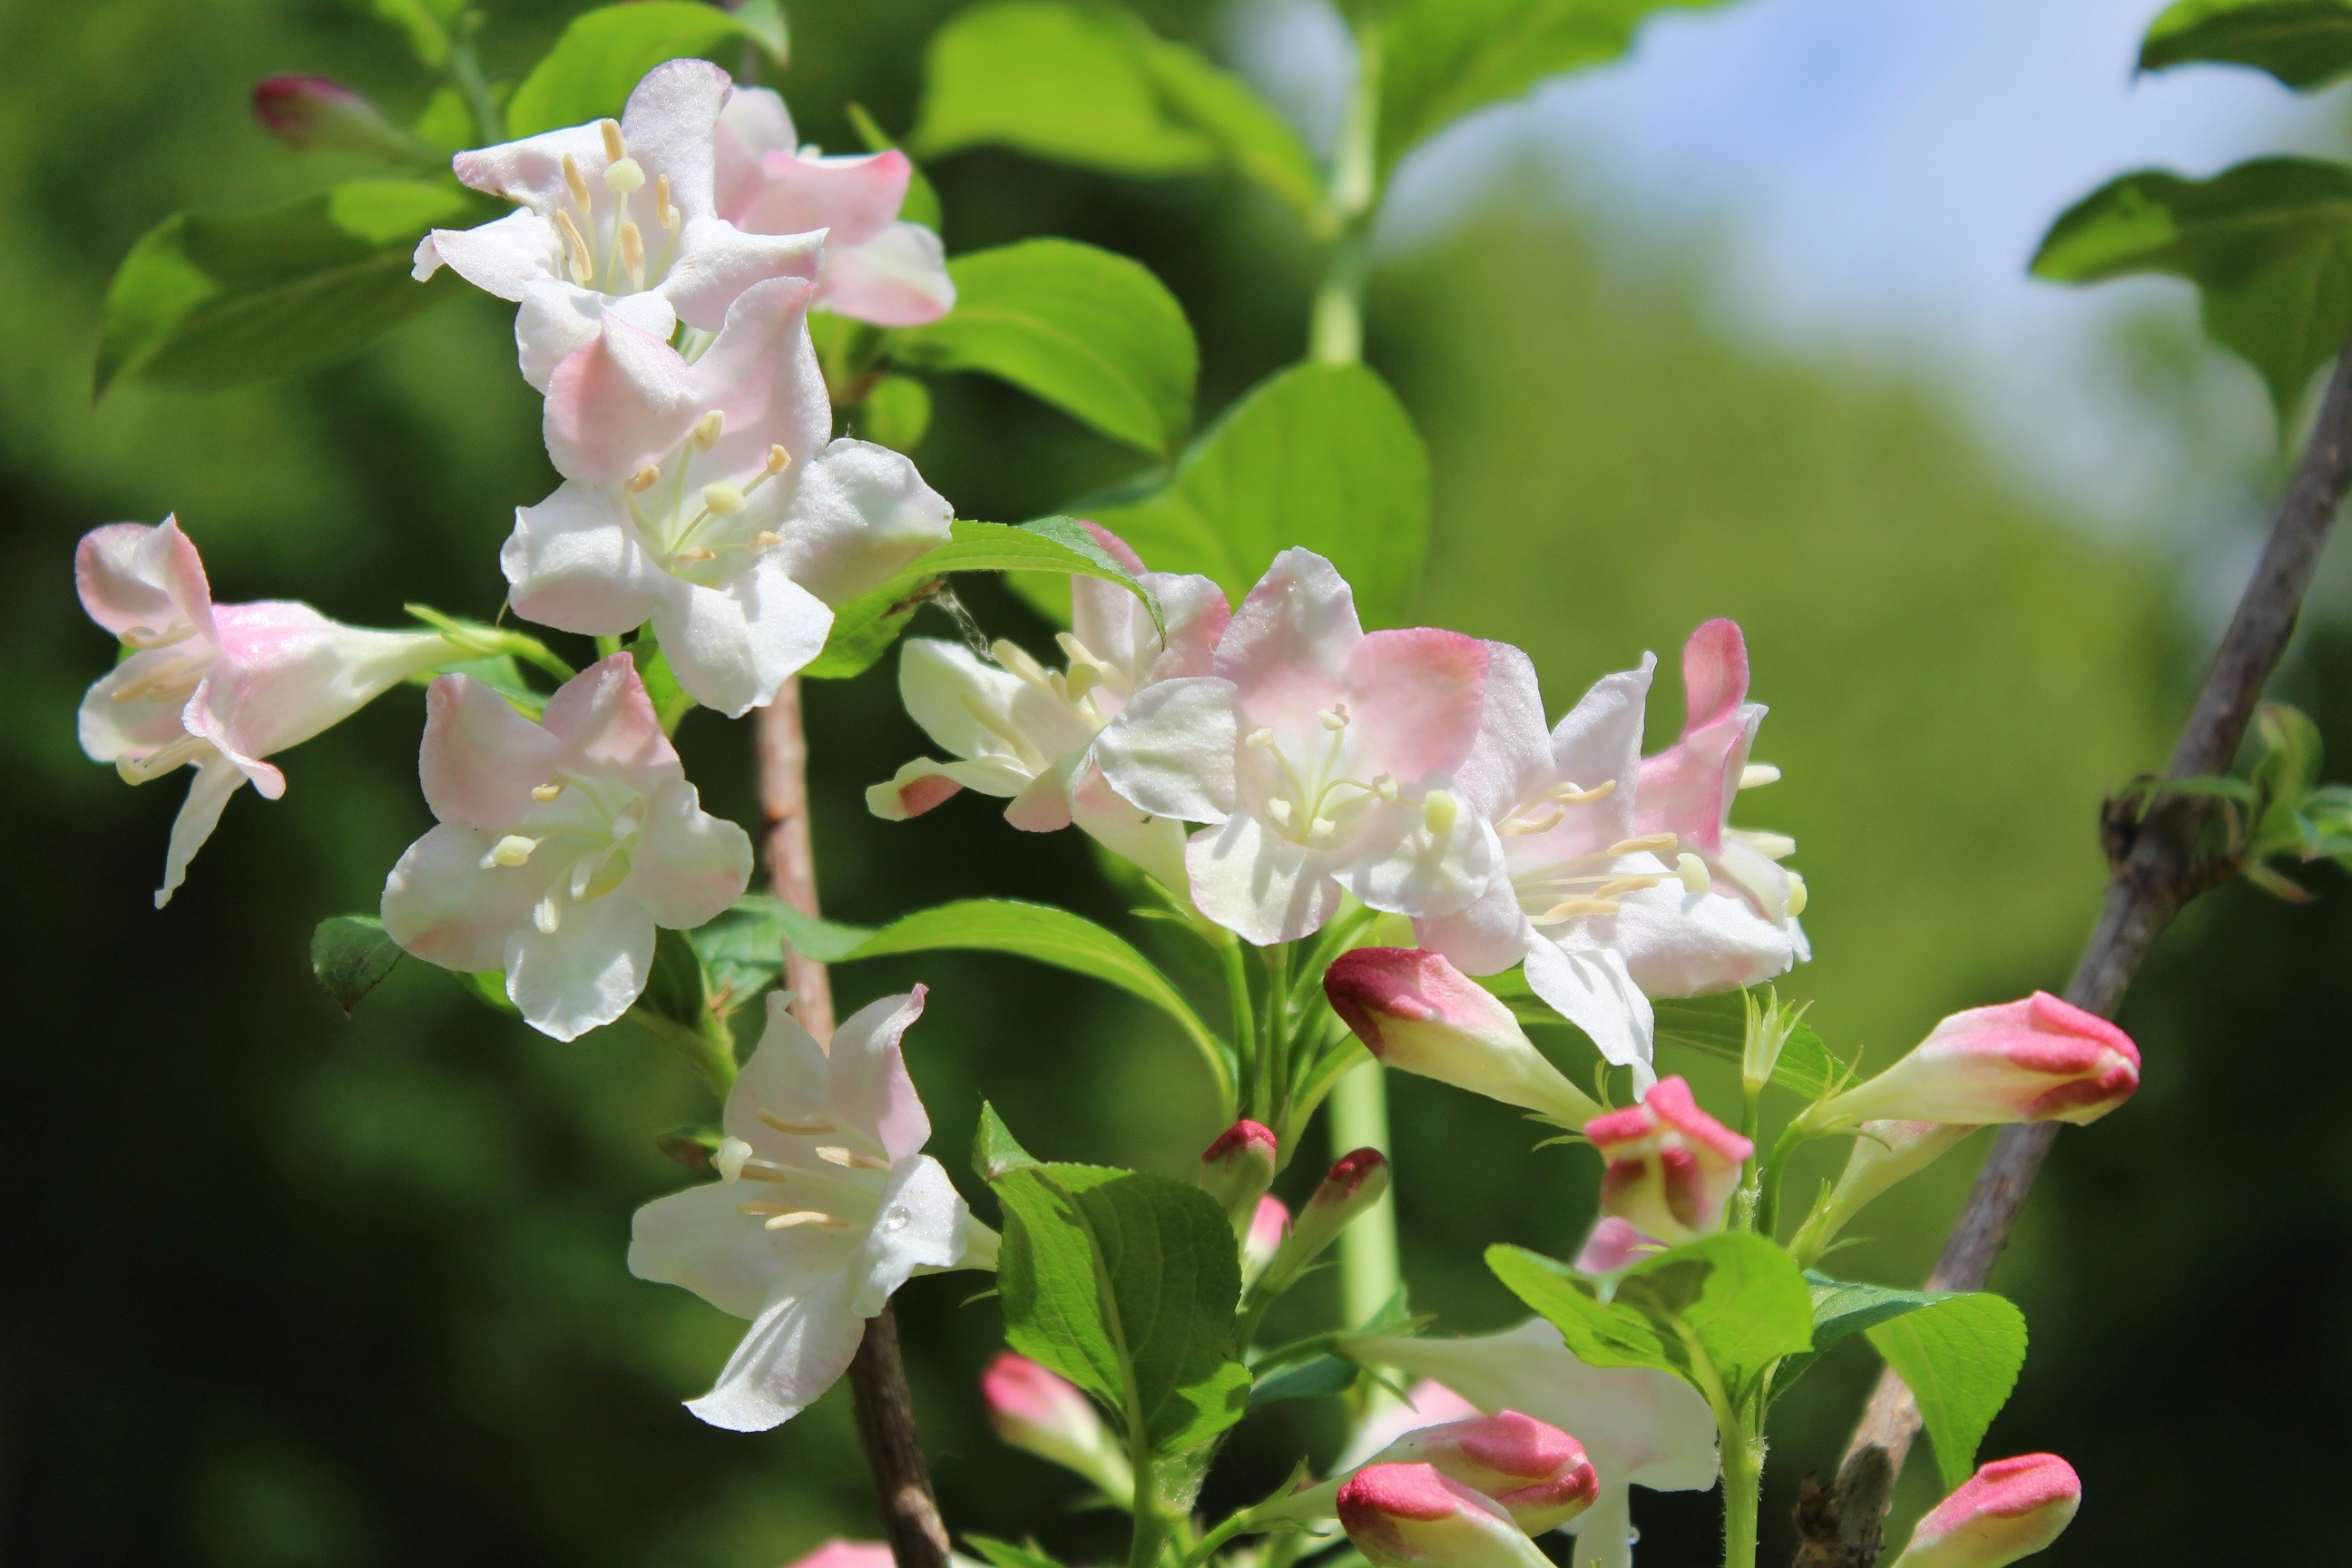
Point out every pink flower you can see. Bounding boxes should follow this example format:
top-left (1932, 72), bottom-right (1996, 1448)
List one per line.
top-left (1370, 1411), bottom-right (1601, 1534)
top-left (1584, 1077), bottom-right (1751, 1242)
top-left (413, 61), bottom-right (823, 389)
top-left (1199, 1119), bottom-right (1279, 1230)
top-left (1892, 1455), bottom-right (2080, 1568)
top-left (780, 1543), bottom-right (895, 1568)
top-left (1338, 1463), bottom-right (1551, 1568)
top-left (714, 87), bottom-right (955, 327)
top-left (75, 517), bottom-right (456, 907)
top-left (505, 275), bottom-right (951, 717)
top-left (1243, 1194), bottom-right (1289, 1284)
top-left (379, 656), bottom-right (753, 1039)
top-left (981, 1351), bottom-right (1132, 1502)
top-left (1325, 947), bottom-right (1602, 1124)
top-left (1093, 549), bottom-right (1499, 944)
top-left (1815, 994), bottom-right (2140, 1129)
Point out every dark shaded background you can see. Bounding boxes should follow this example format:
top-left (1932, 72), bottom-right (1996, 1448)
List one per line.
top-left (1, 1), bottom-right (2337, 1565)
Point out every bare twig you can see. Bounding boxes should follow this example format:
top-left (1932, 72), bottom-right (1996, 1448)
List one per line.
top-left (1801, 338), bottom-right (2352, 1563)
top-left (757, 678), bottom-right (952, 1568)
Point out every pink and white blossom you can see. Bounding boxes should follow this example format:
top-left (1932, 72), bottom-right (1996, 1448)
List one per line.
top-left (379, 656), bottom-right (752, 1039)
top-left (1892, 1455), bottom-right (2081, 1568)
top-left (1324, 947), bottom-right (1602, 1125)
top-left (76, 517), bottom-right (456, 907)
top-left (413, 61), bottom-right (823, 389)
top-left (1258, 1149), bottom-right (1388, 1297)
top-left (714, 88), bottom-right (955, 327)
top-left (1813, 993), bottom-right (2140, 1130)
top-left (1585, 1077), bottom-right (1752, 1243)
top-left (505, 275), bottom-right (951, 716)
top-left (1571, 1215), bottom-right (1663, 1275)
top-left (629, 988), bottom-right (984, 1431)
top-left (1338, 1463), bottom-right (1552, 1568)
top-left (982, 1351), bottom-right (1133, 1502)
top-left (1093, 549), bottom-right (1498, 944)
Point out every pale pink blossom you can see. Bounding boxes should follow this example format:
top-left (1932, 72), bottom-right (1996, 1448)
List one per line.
top-left (1338, 1463), bottom-right (1551, 1568)
top-left (714, 87), bottom-right (955, 327)
top-left (505, 275), bottom-right (951, 716)
top-left (379, 656), bottom-right (752, 1039)
top-left (982, 1351), bottom-right (1133, 1502)
top-left (1892, 1455), bottom-right (2081, 1568)
top-left (629, 989), bottom-right (984, 1431)
top-left (1093, 549), bottom-right (1498, 944)
top-left (1584, 1077), bottom-right (1751, 1243)
top-left (1570, 1216), bottom-right (1663, 1275)
top-left (413, 61), bottom-right (823, 389)
top-left (76, 517), bottom-right (456, 907)
top-left (1813, 993), bottom-right (2140, 1130)
top-left (1324, 947), bottom-right (1602, 1125)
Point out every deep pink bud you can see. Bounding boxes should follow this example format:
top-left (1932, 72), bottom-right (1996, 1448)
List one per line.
top-left (781, 1543), bottom-right (894, 1568)
top-left (1200, 1120), bottom-right (1279, 1233)
top-left (1585, 1077), bottom-right (1751, 1242)
top-left (1327, 949), bottom-right (1602, 1123)
top-left (1372, 1411), bottom-right (1601, 1533)
top-left (1893, 1454), bottom-right (2080, 1568)
top-left (1819, 994), bottom-right (2139, 1130)
top-left (1257, 1151), bottom-right (1391, 1297)
top-left (251, 76), bottom-right (429, 165)
top-left (1338, 1463), bottom-right (1551, 1568)
top-left (981, 1352), bottom-right (1133, 1502)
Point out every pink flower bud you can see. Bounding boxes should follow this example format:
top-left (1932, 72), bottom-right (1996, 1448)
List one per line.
top-left (1584, 1077), bottom-right (1751, 1242)
top-left (1200, 1119), bottom-right (1279, 1232)
top-left (1571, 1215), bottom-right (1662, 1274)
top-left (1893, 1455), bottom-right (2080, 1568)
top-left (1258, 1151), bottom-right (1391, 1297)
top-left (1338, 1463), bottom-right (1552, 1568)
top-left (1372, 1411), bottom-right (1601, 1533)
top-left (981, 1352), bottom-right (1133, 1503)
top-left (1243, 1195), bottom-right (1289, 1285)
top-left (1342, 1381), bottom-right (1483, 1469)
top-left (1818, 994), bottom-right (2139, 1130)
top-left (781, 1544), bottom-right (895, 1568)
top-left (251, 76), bottom-right (429, 165)
top-left (1327, 949), bottom-right (1602, 1124)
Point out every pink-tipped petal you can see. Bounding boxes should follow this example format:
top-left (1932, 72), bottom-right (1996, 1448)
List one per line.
top-left (539, 653), bottom-right (682, 792)
top-left (713, 86), bottom-right (797, 220)
top-left (826, 987), bottom-right (934, 1164)
top-left (1896, 1455), bottom-right (2080, 1568)
top-left (542, 312), bottom-right (700, 486)
top-left (818, 223), bottom-right (957, 327)
top-left (1343, 629), bottom-right (1489, 785)
top-left (417, 671), bottom-right (562, 829)
top-left (1678, 619), bottom-right (1749, 737)
top-left (740, 147), bottom-right (911, 248)
top-left (75, 518), bottom-right (216, 645)
top-left (1215, 548), bottom-right (1361, 734)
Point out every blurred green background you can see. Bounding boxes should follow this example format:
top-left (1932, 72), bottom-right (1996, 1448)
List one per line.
top-left (4, 0), bottom-right (2342, 1564)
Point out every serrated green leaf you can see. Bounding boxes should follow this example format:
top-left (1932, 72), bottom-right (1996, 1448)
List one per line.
top-left (2140, 0), bottom-right (2352, 90)
top-left (994, 1161), bottom-right (1250, 1454)
top-left (974, 1101), bottom-right (1041, 1181)
top-left (505, 0), bottom-right (788, 138)
top-left (96, 181), bottom-right (473, 397)
top-left (1865, 1293), bottom-right (2028, 1490)
top-left (1249, 1353), bottom-right (1358, 1406)
top-left (887, 240), bottom-right (1197, 455)
top-left (310, 915), bottom-right (407, 1014)
top-left (1088, 363), bottom-right (1428, 628)
top-left (1766, 1272), bottom-right (1970, 1401)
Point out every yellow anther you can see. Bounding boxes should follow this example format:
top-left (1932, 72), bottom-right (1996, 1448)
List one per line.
top-left (603, 156), bottom-right (645, 195)
top-left (1675, 853), bottom-right (1711, 896)
top-left (1594, 875), bottom-right (1664, 899)
top-left (599, 118), bottom-right (626, 164)
top-left (759, 1112), bottom-right (837, 1136)
top-left (1499, 806), bottom-right (1563, 837)
top-left (562, 152), bottom-right (592, 211)
top-left (1607, 833), bottom-right (1681, 857)
top-left (765, 1210), bottom-right (849, 1230)
top-left (655, 173), bottom-right (678, 229)
top-left (1534, 897), bottom-right (1622, 922)
top-left (531, 781), bottom-right (564, 802)
top-left (1740, 763), bottom-right (1782, 789)
top-left (554, 210), bottom-right (594, 285)
top-left (750, 531), bottom-right (783, 548)
top-left (765, 443), bottom-right (790, 473)
top-left (619, 220), bottom-right (646, 287)
top-left (699, 481), bottom-right (747, 516)
top-left (1553, 778), bottom-right (1615, 804)
top-left (814, 1144), bottom-right (890, 1171)
top-left (483, 833), bottom-right (536, 868)
top-left (1784, 871), bottom-right (1808, 917)
top-left (692, 409), bottom-right (724, 450)
top-left (628, 466), bottom-right (662, 493)
top-left (1422, 789), bottom-right (1459, 839)
top-left (672, 545), bottom-right (717, 564)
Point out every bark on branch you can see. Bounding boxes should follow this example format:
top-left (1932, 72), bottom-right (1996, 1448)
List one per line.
top-left (758, 678), bottom-right (954, 1568)
top-left (1798, 338), bottom-right (2352, 1564)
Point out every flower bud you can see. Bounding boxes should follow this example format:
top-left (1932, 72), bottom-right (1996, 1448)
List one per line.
top-left (1372, 1411), bottom-right (1600, 1533)
top-left (782, 1542), bottom-right (895, 1568)
top-left (1789, 1120), bottom-right (1972, 1266)
top-left (980, 1352), bottom-right (1134, 1504)
top-left (250, 75), bottom-right (433, 167)
top-left (1570, 1214), bottom-right (1661, 1275)
top-left (1326, 949), bottom-right (1603, 1124)
top-left (1892, 1454), bottom-right (2080, 1568)
top-left (1242, 1194), bottom-right (1289, 1288)
top-left (1338, 1463), bottom-right (1553, 1568)
top-left (1816, 994), bottom-right (2138, 1130)
top-left (1200, 1120), bottom-right (1279, 1235)
top-left (1258, 1150), bottom-right (1390, 1298)
top-left (1585, 1077), bottom-right (1751, 1242)
top-left (1341, 1380), bottom-right (1483, 1470)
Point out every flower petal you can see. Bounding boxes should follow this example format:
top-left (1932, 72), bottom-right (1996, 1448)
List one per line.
top-left (1343, 629), bottom-right (1489, 786)
top-left (417, 208), bottom-right (559, 300)
top-left (542, 311), bottom-right (700, 485)
top-left (540, 653), bottom-right (683, 794)
top-left (76, 518), bottom-right (215, 644)
top-left (845, 1154), bottom-right (967, 1313)
top-left (819, 223), bottom-right (957, 328)
top-left (828, 987), bottom-right (934, 1161)
top-left (1185, 812), bottom-right (1343, 945)
top-left (618, 59), bottom-right (732, 220)
top-left (450, 123), bottom-right (605, 211)
top-left (727, 994), bottom-right (833, 1152)
top-left (1344, 799), bottom-right (1502, 919)
top-left (690, 275), bottom-right (830, 475)
top-left (1216, 548), bottom-right (1360, 736)
top-left (79, 654), bottom-right (202, 765)
top-left (1070, 758), bottom-right (1192, 891)
top-left (153, 756), bottom-right (248, 909)
top-left (381, 819), bottom-right (544, 972)
top-left (1524, 940), bottom-right (1655, 1089)
top-left (684, 1267), bottom-right (866, 1432)
top-left (504, 482), bottom-right (676, 638)
top-left (504, 883), bottom-right (656, 1040)
top-left (1004, 766), bottom-right (1075, 831)
top-left (1453, 642), bottom-right (1553, 820)
top-left (1093, 676), bottom-right (1239, 823)
top-left (740, 148), bottom-right (910, 248)
top-left (631, 777), bottom-right (754, 928)
top-left (772, 439), bottom-right (955, 606)
top-left (417, 671), bottom-right (561, 829)
top-left (662, 215), bottom-right (825, 332)
top-left (1676, 619), bottom-right (1749, 738)
top-left (515, 281), bottom-right (678, 393)
top-left (1565, 1484), bottom-right (1634, 1568)
top-left (897, 639), bottom-right (1090, 775)
top-left (714, 85), bottom-right (797, 219)
top-left (193, 609), bottom-right (448, 768)
top-left (628, 1175), bottom-right (849, 1320)
top-left (648, 553), bottom-right (833, 718)
top-left (1609, 882), bottom-right (1795, 997)
top-left (1633, 705), bottom-right (1759, 854)
top-left (1416, 877), bottom-right (1534, 975)
top-left (1546, 656), bottom-right (1653, 839)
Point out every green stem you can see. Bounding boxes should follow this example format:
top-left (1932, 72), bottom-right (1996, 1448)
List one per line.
top-left (1754, 1122), bottom-right (1809, 1242)
top-left (1327, 1062), bottom-right (1398, 1327)
top-left (1733, 1080), bottom-right (1764, 1232)
top-left (1308, 27), bottom-right (1382, 366)
top-left (1262, 942), bottom-right (1294, 1130)
top-left (628, 1006), bottom-right (738, 1100)
top-left (1224, 936), bottom-right (1263, 1123)
top-left (1181, 1510), bottom-right (1258, 1568)
top-left (446, 11), bottom-right (505, 145)
top-left (1126, 1445), bottom-right (1165, 1568)
top-left (1719, 1426), bottom-right (1761, 1568)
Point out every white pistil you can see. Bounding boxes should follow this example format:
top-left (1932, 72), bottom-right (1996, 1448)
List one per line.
top-left (1422, 789), bottom-right (1459, 840)
top-left (699, 481), bottom-right (747, 517)
top-left (481, 833), bottom-right (537, 869)
top-left (1244, 728), bottom-right (1276, 748)
top-left (114, 732), bottom-right (211, 783)
top-left (1674, 853), bottom-right (1711, 895)
top-left (759, 1111), bottom-right (837, 1136)
top-left (603, 156), bottom-right (645, 194)
top-left (814, 1144), bottom-right (890, 1171)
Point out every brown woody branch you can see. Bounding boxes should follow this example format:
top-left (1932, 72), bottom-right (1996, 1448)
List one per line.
top-left (758, 678), bottom-right (954, 1568)
top-left (1795, 338), bottom-right (2352, 1567)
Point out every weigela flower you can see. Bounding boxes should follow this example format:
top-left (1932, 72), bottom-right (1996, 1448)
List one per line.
top-left (714, 87), bottom-right (956, 327)
top-left (76, 517), bottom-right (456, 907)
top-left (1198, 1119), bottom-right (1279, 1231)
top-left (628, 987), bottom-right (983, 1431)
top-left (868, 524), bottom-right (1229, 888)
top-left (506, 274), bottom-right (952, 717)
top-left (982, 1351), bottom-right (1134, 1503)
top-left (1324, 947), bottom-right (1603, 1125)
top-left (1338, 1463), bottom-right (1551, 1568)
top-left (1892, 1455), bottom-right (2081, 1568)
top-left (413, 60), bottom-right (823, 389)
top-left (1571, 1215), bottom-right (1662, 1275)
top-left (379, 656), bottom-right (752, 1040)
top-left (1339, 1381), bottom-right (1483, 1470)
top-left (1093, 549), bottom-right (1499, 944)
top-left (1257, 1149), bottom-right (1388, 1298)
top-left (1812, 993), bottom-right (2140, 1130)
top-left (1354, 1320), bottom-right (1720, 1568)
top-left (1416, 639), bottom-right (1794, 1088)
top-left (1584, 1077), bottom-right (1752, 1243)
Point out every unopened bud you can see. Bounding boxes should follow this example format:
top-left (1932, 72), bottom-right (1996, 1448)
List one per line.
top-left (1585, 1076), bottom-right (1751, 1242)
top-left (1813, 993), bottom-right (2138, 1131)
top-left (250, 75), bottom-right (431, 166)
top-left (981, 1351), bottom-right (1134, 1505)
top-left (1242, 1194), bottom-right (1289, 1288)
top-left (1200, 1120), bottom-right (1278, 1236)
top-left (780, 1543), bottom-right (894, 1568)
top-left (1338, 1463), bottom-right (1552, 1568)
top-left (1369, 1411), bottom-right (1599, 1534)
top-left (1326, 949), bottom-right (1602, 1125)
top-left (1258, 1149), bottom-right (1388, 1298)
top-left (1891, 1454), bottom-right (2080, 1568)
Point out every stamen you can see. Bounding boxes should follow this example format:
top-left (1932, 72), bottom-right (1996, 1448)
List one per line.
top-left (1244, 728), bottom-right (1277, 748)
top-left (814, 1144), bottom-right (890, 1171)
top-left (1606, 833), bottom-right (1681, 857)
top-left (1533, 897), bottom-right (1622, 923)
top-left (1308, 816), bottom-right (1338, 844)
top-left (1267, 799), bottom-right (1293, 828)
top-left (603, 156), bottom-right (645, 194)
top-left (1320, 703), bottom-right (1350, 731)
top-left (735, 1158), bottom-right (792, 1182)
top-left (114, 732), bottom-right (212, 783)
top-left (532, 781), bottom-right (564, 802)
top-left (1499, 806), bottom-right (1563, 837)
top-left (765, 444), bottom-right (789, 474)
top-left (654, 173), bottom-right (678, 229)
top-left (714, 1136), bottom-right (753, 1181)
top-left (672, 545), bottom-right (716, 564)
top-left (562, 152), bottom-right (592, 211)
top-left (599, 119), bottom-right (626, 164)
top-left (991, 640), bottom-right (1052, 687)
top-left (555, 210), bottom-right (594, 285)
top-left (692, 410), bottom-right (724, 450)
top-left (759, 1111), bottom-right (836, 1136)
top-left (533, 891), bottom-right (562, 935)
top-left (1736, 829), bottom-right (1798, 860)
top-left (1552, 778), bottom-right (1615, 804)
top-left (1422, 789), bottom-right (1459, 839)
top-left (699, 481), bottom-right (746, 516)
top-left (1373, 775), bottom-right (1400, 803)
top-left (628, 466), bottom-right (661, 493)
top-left (619, 220), bottom-right (646, 289)
top-left (1594, 875), bottom-right (1664, 898)
top-left (1674, 853), bottom-right (1711, 896)
top-left (750, 531), bottom-right (782, 548)
top-left (612, 812), bottom-right (638, 838)
top-left (481, 834), bottom-right (536, 869)
top-left (1063, 662), bottom-right (1101, 701)
top-left (764, 1210), bottom-right (850, 1230)
top-left (1740, 763), bottom-right (1781, 789)
top-left (1784, 872), bottom-right (1808, 917)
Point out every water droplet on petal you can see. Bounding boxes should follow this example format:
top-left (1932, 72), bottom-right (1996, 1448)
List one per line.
top-left (881, 1206), bottom-right (910, 1233)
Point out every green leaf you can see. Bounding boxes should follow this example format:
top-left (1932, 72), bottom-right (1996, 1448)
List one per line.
top-left (1088, 363), bottom-right (1429, 628)
top-left (973, 1101), bottom-right (1042, 1181)
top-left (993, 1161), bottom-right (1250, 1453)
top-left (2032, 157), bottom-right (2352, 429)
top-left (910, 1), bottom-right (1319, 217)
top-left (858, 374), bottom-right (934, 450)
top-left (684, 899), bottom-right (794, 1013)
top-left (888, 240), bottom-right (1197, 456)
top-left (1374, 0), bottom-right (1735, 176)
top-left (96, 181), bottom-right (473, 397)
top-left (1250, 1354), bottom-right (1359, 1406)
top-left (806, 516), bottom-right (1163, 681)
top-left (310, 915), bottom-right (407, 1014)
top-left (505, 0), bottom-right (789, 138)
top-left (1766, 1272), bottom-right (1968, 1400)
top-left (636, 926), bottom-right (710, 1035)
top-left (1865, 1293), bottom-right (2028, 1490)
top-left (2140, 0), bottom-right (2352, 90)
top-left (965, 1537), bottom-right (1069, 1568)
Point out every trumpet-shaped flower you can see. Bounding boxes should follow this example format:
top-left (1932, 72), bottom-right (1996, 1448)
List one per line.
top-left (1325, 947), bottom-right (1603, 1125)
top-left (1353, 1320), bottom-right (1719, 1568)
top-left (1338, 1464), bottom-right (1553, 1568)
top-left (982, 1351), bottom-right (1134, 1503)
top-left (629, 988), bottom-right (981, 1431)
top-left (1093, 549), bottom-right (1498, 944)
top-left (1585, 1077), bottom-right (1752, 1243)
top-left (1812, 992), bottom-right (2139, 1131)
top-left (1415, 639), bottom-right (1795, 1089)
top-left (505, 275), bottom-right (951, 716)
top-left (380, 656), bottom-right (752, 1039)
top-left (76, 518), bottom-right (456, 907)
top-left (713, 87), bottom-right (955, 326)
top-left (414, 60), bottom-right (824, 389)
top-left (1892, 1455), bottom-right (2081, 1568)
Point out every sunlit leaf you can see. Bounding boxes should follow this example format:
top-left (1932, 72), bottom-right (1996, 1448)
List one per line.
top-left (505, 0), bottom-right (788, 138)
top-left (2140, 0), bottom-right (2352, 90)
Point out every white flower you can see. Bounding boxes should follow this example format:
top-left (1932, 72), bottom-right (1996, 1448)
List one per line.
top-left (629, 987), bottom-right (983, 1431)
top-left (413, 60), bottom-right (823, 390)
top-left (75, 517), bottom-right (455, 907)
top-left (379, 655), bottom-right (752, 1040)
